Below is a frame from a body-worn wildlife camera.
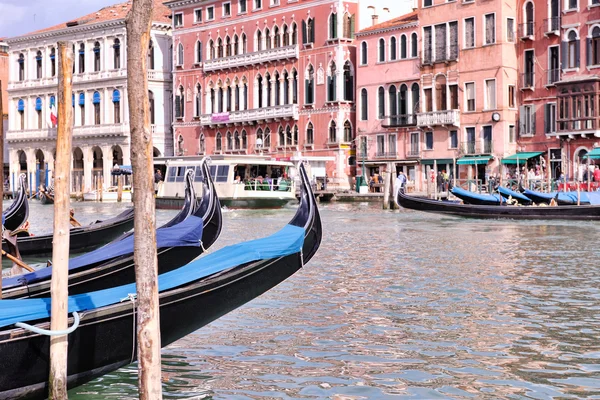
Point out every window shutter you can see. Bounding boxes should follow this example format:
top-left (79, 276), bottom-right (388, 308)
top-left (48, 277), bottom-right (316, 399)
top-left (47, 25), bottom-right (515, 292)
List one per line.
top-left (544, 104), bottom-right (549, 133)
top-left (587, 38), bottom-right (592, 66)
top-left (531, 105), bottom-right (536, 135)
top-left (350, 14), bottom-right (356, 39)
top-left (310, 19), bottom-right (315, 43)
top-left (175, 95), bottom-right (181, 118)
top-left (302, 20), bottom-right (307, 44)
top-left (519, 105), bottom-right (526, 135)
top-left (449, 22), bottom-right (458, 60)
top-left (561, 41), bottom-right (568, 70)
top-left (575, 39), bottom-right (580, 68)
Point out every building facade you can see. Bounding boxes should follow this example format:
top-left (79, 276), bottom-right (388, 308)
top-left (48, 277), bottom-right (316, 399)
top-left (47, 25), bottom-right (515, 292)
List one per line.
top-left (355, 13), bottom-right (423, 188)
top-left (165, 0), bottom-right (358, 189)
top-left (5, 0), bottom-right (173, 194)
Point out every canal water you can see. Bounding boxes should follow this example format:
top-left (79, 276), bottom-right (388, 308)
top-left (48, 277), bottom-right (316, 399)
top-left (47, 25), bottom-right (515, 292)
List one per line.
top-left (5, 200), bottom-right (600, 399)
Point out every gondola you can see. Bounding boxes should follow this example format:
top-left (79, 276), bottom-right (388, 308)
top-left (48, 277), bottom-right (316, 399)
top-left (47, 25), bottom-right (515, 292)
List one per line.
top-left (450, 186), bottom-right (505, 206)
top-left (522, 187), bottom-right (600, 206)
top-left (397, 188), bottom-right (600, 220)
top-left (38, 190), bottom-right (54, 205)
top-left (0, 162), bottom-right (321, 400)
top-left (2, 175), bottom-right (29, 232)
top-left (2, 162), bottom-right (221, 299)
top-left (497, 186), bottom-right (532, 205)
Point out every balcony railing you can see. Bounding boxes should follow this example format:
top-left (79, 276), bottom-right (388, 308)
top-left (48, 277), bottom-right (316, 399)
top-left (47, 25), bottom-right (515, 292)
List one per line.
top-left (407, 149), bottom-right (421, 158)
top-left (417, 109), bottom-right (460, 127)
top-left (462, 140), bottom-right (493, 155)
top-left (558, 118), bottom-right (597, 133)
top-left (521, 72), bottom-right (534, 89)
top-left (7, 123), bottom-right (129, 142)
top-left (545, 17), bottom-right (559, 34)
top-left (200, 104), bottom-right (299, 126)
top-left (374, 151), bottom-right (398, 158)
top-left (547, 68), bottom-right (560, 86)
top-left (7, 128), bottom-right (56, 142)
top-left (203, 45), bottom-right (299, 72)
top-left (518, 22), bottom-right (534, 39)
top-left (147, 70), bottom-right (172, 81)
top-left (382, 114), bottom-right (417, 128)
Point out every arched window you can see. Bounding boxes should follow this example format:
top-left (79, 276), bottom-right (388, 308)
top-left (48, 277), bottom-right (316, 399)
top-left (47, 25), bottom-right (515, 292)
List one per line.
top-left (327, 62), bottom-right (337, 102)
top-left (148, 40), bottom-right (155, 69)
top-left (199, 134), bottom-right (206, 154)
top-left (274, 26), bottom-right (281, 48)
top-left (226, 131), bottom-right (233, 150)
top-left (343, 61), bottom-right (353, 101)
top-left (217, 85), bottom-right (224, 112)
top-left (306, 122), bottom-right (314, 144)
top-left (401, 35), bottom-right (407, 59)
top-left (343, 120), bottom-right (352, 142)
top-left (175, 86), bottom-right (185, 119)
top-left (256, 128), bottom-right (264, 150)
top-left (113, 39), bottom-right (121, 69)
top-left (329, 13), bottom-right (338, 39)
top-left (93, 91), bottom-right (101, 125)
top-left (390, 37), bottom-right (397, 60)
top-left (264, 127), bottom-right (271, 147)
top-left (378, 38), bottom-right (385, 62)
top-left (234, 131), bottom-right (240, 150)
top-left (389, 85), bottom-right (397, 122)
top-left (177, 43), bottom-right (184, 66)
top-left (291, 23), bottom-right (298, 45)
top-left (241, 130), bottom-right (247, 149)
top-left (399, 84), bottom-right (408, 125)
top-left (78, 43), bottom-right (85, 73)
top-left (285, 125), bottom-right (293, 146)
top-left (233, 35), bottom-right (239, 55)
top-left (35, 97), bottom-right (43, 129)
top-left (361, 41), bottom-right (368, 65)
top-left (360, 88), bottom-right (368, 120)
top-left (411, 33), bottom-right (418, 58)
top-left (208, 39), bottom-right (215, 60)
top-left (257, 74), bottom-right (263, 108)
top-left (265, 28), bottom-right (271, 50)
top-left (50, 48), bottom-right (56, 77)
top-left (567, 30), bottom-right (578, 69)
top-left (217, 38), bottom-right (223, 58)
top-left (18, 53), bottom-right (25, 81)
top-left (113, 89), bottom-right (121, 124)
top-left (411, 83), bottom-right (420, 114)
top-left (225, 36), bottom-right (232, 57)
top-left (195, 83), bottom-right (202, 117)
top-left (242, 33), bottom-right (248, 53)
top-left (283, 70), bottom-right (289, 104)
top-left (216, 132), bottom-right (222, 151)
top-left (524, 2), bottom-right (534, 36)
top-left (93, 41), bottom-right (101, 72)
top-left (329, 120), bottom-right (337, 143)
top-left (36, 51), bottom-right (42, 79)
top-left (149, 90), bottom-right (155, 124)
top-left (293, 125), bottom-right (299, 145)
top-left (378, 86), bottom-right (385, 119)
top-left (283, 24), bottom-right (289, 46)
top-left (79, 93), bottom-right (86, 125)
top-left (292, 69), bottom-right (298, 104)
top-left (177, 135), bottom-right (184, 156)
top-left (265, 72), bottom-right (272, 107)
top-left (196, 41), bottom-right (203, 63)
top-left (305, 65), bottom-right (314, 104)
top-left (256, 29), bottom-right (263, 51)
top-left (279, 125), bottom-right (285, 146)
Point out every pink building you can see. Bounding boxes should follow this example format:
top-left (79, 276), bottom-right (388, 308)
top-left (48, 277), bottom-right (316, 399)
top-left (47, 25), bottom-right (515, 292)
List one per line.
top-left (418, 0), bottom-right (519, 188)
top-left (354, 12), bottom-right (423, 188)
top-left (164, 0), bottom-right (359, 189)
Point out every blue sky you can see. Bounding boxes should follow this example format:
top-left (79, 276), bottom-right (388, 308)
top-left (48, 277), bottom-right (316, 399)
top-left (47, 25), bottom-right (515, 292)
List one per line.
top-left (0, 0), bottom-right (117, 38)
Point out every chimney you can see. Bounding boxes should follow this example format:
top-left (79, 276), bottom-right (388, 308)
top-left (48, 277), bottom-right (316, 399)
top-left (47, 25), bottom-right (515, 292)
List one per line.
top-left (371, 14), bottom-right (379, 26)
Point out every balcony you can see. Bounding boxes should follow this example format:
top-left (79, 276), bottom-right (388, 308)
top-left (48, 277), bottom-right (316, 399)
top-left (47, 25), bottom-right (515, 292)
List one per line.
top-left (547, 69), bottom-right (560, 86)
top-left (382, 114), bottom-right (417, 128)
top-left (407, 149), bottom-right (421, 158)
top-left (200, 104), bottom-right (299, 126)
top-left (7, 128), bottom-right (56, 142)
top-left (417, 110), bottom-right (460, 128)
top-left (374, 151), bottom-right (398, 159)
top-left (521, 72), bottom-right (534, 90)
top-left (461, 140), bottom-right (493, 155)
top-left (518, 22), bottom-right (534, 40)
top-left (203, 45), bottom-right (299, 73)
top-left (545, 17), bottom-right (559, 34)
top-left (147, 70), bottom-right (172, 81)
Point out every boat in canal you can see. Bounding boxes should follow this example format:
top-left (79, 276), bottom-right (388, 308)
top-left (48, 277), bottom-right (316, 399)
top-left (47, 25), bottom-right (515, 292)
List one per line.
top-left (0, 162), bottom-right (321, 400)
top-left (1, 163), bottom-right (221, 299)
top-left (155, 155), bottom-right (297, 209)
top-left (397, 188), bottom-right (600, 220)
top-left (82, 165), bottom-right (133, 202)
top-left (2, 175), bottom-right (28, 232)
top-left (450, 186), bottom-right (505, 206)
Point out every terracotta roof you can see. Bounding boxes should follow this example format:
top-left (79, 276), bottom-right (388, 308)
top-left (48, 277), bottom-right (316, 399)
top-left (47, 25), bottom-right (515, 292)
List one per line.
top-left (20, 0), bottom-right (171, 37)
top-left (358, 11), bottom-right (418, 34)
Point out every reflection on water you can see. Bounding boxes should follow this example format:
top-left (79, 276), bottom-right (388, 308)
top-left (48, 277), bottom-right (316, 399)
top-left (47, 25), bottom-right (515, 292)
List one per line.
top-left (6, 200), bottom-right (600, 399)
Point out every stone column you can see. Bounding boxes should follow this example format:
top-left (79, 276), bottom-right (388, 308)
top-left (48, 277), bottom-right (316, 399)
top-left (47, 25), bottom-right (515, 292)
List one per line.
top-left (205, 90), bottom-right (211, 114)
top-left (270, 76), bottom-right (276, 107)
top-left (83, 146), bottom-right (93, 192)
top-left (103, 145), bottom-right (113, 187)
top-left (335, 68), bottom-right (343, 103)
top-left (242, 84), bottom-right (247, 110)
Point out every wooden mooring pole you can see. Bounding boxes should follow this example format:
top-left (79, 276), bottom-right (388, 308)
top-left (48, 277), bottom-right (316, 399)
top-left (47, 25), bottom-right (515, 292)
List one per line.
top-left (125, 1), bottom-right (162, 399)
top-left (49, 41), bottom-right (73, 400)
top-left (382, 163), bottom-right (391, 210)
top-left (0, 80), bottom-right (4, 298)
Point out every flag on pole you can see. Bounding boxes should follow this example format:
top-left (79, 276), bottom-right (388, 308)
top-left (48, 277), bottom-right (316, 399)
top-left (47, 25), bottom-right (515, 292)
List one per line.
top-left (47, 97), bottom-right (58, 127)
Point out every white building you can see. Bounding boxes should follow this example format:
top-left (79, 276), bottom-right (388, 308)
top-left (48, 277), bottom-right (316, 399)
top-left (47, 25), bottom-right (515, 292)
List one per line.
top-left (5, 0), bottom-right (173, 193)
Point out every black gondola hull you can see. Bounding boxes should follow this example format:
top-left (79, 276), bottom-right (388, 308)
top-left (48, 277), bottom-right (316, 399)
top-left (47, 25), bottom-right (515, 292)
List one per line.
top-left (2, 178), bottom-right (28, 231)
top-left (397, 190), bottom-right (600, 220)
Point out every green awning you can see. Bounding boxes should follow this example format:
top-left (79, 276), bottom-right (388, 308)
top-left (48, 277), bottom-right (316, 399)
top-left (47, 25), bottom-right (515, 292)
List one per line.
top-left (501, 151), bottom-right (544, 164)
top-left (583, 148), bottom-right (600, 160)
top-left (420, 158), bottom-right (455, 165)
top-left (456, 156), bottom-right (492, 165)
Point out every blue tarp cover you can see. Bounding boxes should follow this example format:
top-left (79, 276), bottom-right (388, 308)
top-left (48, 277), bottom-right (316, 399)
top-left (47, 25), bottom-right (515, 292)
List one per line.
top-left (497, 186), bottom-right (532, 203)
top-left (451, 186), bottom-right (504, 204)
top-left (2, 216), bottom-right (204, 289)
top-left (0, 224), bottom-right (304, 328)
top-left (523, 189), bottom-right (600, 205)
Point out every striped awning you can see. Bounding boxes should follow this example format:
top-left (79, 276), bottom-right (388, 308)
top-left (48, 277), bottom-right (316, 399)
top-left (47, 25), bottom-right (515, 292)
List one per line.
top-left (457, 156), bottom-right (492, 165)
